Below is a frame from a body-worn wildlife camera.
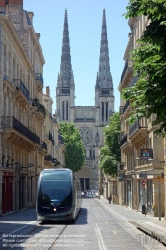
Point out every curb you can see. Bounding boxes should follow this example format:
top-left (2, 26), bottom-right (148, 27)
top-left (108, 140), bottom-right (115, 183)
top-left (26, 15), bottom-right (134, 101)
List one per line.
top-left (130, 221), bottom-right (166, 245)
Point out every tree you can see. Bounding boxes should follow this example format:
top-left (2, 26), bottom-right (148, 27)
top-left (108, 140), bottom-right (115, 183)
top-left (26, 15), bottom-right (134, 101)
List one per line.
top-left (123, 0), bottom-right (166, 137)
top-left (99, 112), bottom-right (121, 176)
top-left (59, 122), bottom-right (85, 172)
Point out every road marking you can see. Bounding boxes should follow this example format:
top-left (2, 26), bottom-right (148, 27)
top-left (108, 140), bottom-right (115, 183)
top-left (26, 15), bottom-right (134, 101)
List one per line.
top-left (97, 200), bottom-right (128, 221)
top-left (113, 230), bottom-right (117, 235)
top-left (94, 221), bottom-right (107, 250)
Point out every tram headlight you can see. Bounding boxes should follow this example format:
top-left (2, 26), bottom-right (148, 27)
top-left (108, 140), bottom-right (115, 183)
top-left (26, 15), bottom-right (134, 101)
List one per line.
top-left (53, 208), bottom-right (56, 211)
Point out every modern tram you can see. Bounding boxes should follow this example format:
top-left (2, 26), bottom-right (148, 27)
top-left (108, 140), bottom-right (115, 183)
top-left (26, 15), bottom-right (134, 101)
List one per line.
top-left (36, 168), bottom-right (82, 222)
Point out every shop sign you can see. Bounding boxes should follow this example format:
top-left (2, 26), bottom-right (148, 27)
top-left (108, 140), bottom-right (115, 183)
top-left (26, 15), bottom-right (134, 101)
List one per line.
top-left (142, 179), bottom-right (146, 186)
top-left (139, 173), bottom-right (147, 179)
top-left (140, 148), bottom-right (153, 159)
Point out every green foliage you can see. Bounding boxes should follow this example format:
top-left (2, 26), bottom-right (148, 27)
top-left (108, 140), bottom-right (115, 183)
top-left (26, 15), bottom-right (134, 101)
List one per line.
top-left (123, 0), bottom-right (166, 137)
top-left (34, 98), bottom-right (46, 117)
top-left (59, 122), bottom-right (85, 172)
top-left (99, 113), bottom-right (121, 176)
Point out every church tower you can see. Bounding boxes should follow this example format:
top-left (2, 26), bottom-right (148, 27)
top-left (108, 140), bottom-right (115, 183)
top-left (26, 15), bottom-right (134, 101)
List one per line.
top-left (56, 10), bottom-right (75, 122)
top-left (55, 9), bottom-right (114, 191)
top-left (95, 9), bottom-right (114, 126)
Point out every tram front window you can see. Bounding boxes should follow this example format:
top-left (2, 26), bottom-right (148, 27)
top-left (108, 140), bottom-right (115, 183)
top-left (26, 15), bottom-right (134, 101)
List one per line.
top-left (38, 171), bottom-right (72, 209)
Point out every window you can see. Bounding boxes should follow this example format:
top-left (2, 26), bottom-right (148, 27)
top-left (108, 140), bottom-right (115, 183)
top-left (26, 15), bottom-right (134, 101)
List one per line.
top-left (102, 102), bottom-right (104, 121)
top-left (62, 102), bottom-right (65, 120)
top-left (66, 101), bottom-right (68, 120)
top-left (106, 102), bottom-right (108, 121)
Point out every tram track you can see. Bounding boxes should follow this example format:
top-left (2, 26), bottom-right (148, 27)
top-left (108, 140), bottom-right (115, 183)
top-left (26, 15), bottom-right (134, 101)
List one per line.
top-left (89, 199), bottom-right (131, 250)
top-left (89, 201), bottom-right (107, 250)
top-left (92, 198), bottom-right (164, 250)
top-left (0, 220), bottom-right (68, 250)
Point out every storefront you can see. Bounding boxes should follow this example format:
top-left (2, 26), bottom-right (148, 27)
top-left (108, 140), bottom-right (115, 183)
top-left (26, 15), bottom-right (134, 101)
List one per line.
top-left (147, 179), bottom-right (153, 214)
top-left (2, 172), bottom-right (14, 214)
top-left (127, 180), bottom-right (132, 208)
top-left (138, 179), bottom-right (146, 212)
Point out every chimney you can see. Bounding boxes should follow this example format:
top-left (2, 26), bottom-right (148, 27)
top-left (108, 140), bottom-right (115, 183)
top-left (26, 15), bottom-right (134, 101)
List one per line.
top-left (27, 11), bottom-right (34, 24)
top-left (0, 0), bottom-right (5, 7)
top-left (46, 86), bottom-right (50, 97)
top-left (9, 0), bottom-right (23, 4)
top-left (0, 0), bottom-right (5, 13)
top-left (35, 33), bottom-right (40, 41)
top-left (8, 0), bottom-right (23, 32)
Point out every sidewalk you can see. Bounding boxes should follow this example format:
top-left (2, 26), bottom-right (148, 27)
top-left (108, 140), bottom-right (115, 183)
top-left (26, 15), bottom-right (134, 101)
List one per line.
top-left (99, 195), bottom-right (166, 245)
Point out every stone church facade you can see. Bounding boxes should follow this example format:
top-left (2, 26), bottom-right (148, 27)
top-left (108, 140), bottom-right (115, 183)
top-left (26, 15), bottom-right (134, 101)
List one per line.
top-left (56, 9), bottom-right (114, 191)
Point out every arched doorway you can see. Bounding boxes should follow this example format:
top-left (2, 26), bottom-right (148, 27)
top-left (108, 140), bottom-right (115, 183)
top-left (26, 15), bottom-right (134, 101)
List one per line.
top-left (76, 165), bottom-right (94, 191)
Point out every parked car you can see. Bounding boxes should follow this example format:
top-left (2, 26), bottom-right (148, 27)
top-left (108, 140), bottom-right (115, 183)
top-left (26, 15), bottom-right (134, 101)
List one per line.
top-left (86, 192), bottom-right (98, 198)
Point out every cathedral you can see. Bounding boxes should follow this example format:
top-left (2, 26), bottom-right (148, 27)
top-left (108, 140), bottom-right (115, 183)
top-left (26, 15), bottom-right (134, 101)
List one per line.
top-left (56, 9), bottom-right (114, 191)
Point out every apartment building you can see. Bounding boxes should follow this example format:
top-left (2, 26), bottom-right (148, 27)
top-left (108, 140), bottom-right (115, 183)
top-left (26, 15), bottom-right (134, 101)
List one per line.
top-left (0, 1), bottom-right (64, 215)
top-left (118, 16), bottom-right (164, 217)
top-left (42, 86), bottom-right (65, 169)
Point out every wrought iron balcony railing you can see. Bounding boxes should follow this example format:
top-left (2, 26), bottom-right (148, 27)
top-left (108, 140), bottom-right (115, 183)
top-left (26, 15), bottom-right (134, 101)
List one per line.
top-left (129, 119), bottom-right (148, 137)
top-left (119, 106), bottom-right (124, 115)
top-left (130, 75), bottom-right (138, 87)
top-left (44, 154), bottom-right (53, 162)
top-left (13, 79), bottom-right (30, 101)
top-left (58, 134), bottom-right (64, 144)
top-left (129, 120), bottom-right (139, 137)
top-left (40, 141), bottom-right (47, 151)
top-left (120, 134), bottom-right (128, 147)
top-left (121, 60), bottom-right (132, 83)
top-left (1, 116), bottom-right (40, 145)
top-left (35, 73), bottom-right (44, 86)
top-left (123, 100), bottom-right (130, 114)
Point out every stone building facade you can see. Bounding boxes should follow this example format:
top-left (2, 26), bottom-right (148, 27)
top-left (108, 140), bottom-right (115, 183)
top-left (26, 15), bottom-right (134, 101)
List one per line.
top-left (118, 16), bottom-right (165, 217)
top-left (0, 1), bottom-right (64, 215)
top-left (56, 9), bottom-right (114, 191)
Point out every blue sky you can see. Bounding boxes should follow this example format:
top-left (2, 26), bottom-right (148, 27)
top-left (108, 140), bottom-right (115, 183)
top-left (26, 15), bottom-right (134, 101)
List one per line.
top-left (23, 0), bottom-right (130, 113)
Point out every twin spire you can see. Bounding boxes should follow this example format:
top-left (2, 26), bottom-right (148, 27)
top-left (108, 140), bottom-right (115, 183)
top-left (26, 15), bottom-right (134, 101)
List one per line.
top-left (57, 9), bottom-right (113, 93)
top-left (57, 9), bottom-right (74, 88)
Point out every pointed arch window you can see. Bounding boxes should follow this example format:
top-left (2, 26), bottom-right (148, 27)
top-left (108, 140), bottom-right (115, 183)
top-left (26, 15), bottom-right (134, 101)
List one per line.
top-left (62, 101), bottom-right (65, 120)
top-left (90, 149), bottom-right (92, 158)
top-left (102, 102), bottom-right (104, 121)
top-left (66, 101), bottom-right (68, 120)
top-left (106, 102), bottom-right (108, 121)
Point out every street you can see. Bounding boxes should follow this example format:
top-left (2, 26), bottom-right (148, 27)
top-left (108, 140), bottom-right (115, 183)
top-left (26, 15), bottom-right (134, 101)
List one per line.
top-left (0, 197), bottom-right (165, 250)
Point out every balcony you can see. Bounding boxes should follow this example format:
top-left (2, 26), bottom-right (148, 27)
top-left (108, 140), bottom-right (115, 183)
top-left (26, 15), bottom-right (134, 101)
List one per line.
top-left (130, 75), bottom-right (138, 87)
top-left (119, 133), bottom-right (131, 150)
top-left (58, 134), bottom-right (64, 144)
top-left (44, 154), bottom-right (53, 162)
top-left (123, 100), bottom-right (130, 114)
top-left (35, 73), bottom-right (43, 90)
top-left (1, 116), bottom-right (40, 145)
top-left (13, 79), bottom-right (30, 103)
top-left (118, 60), bottom-right (133, 90)
top-left (122, 100), bottom-right (131, 119)
top-left (119, 106), bottom-right (124, 115)
top-left (117, 162), bottom-right (126, 175)
top-left (120, 134), bottom-right (127, 146)
top-left (33, 98), bottom-right (46, 123)
top-left (40, 141), bottom-right (47, 151)
top-left (129, 119), bottom-right (148, 147)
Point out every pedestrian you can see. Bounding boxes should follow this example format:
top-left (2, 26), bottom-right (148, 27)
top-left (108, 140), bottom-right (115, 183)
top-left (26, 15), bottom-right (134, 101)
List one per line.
top-left (108, 194), bottom-right (112, 204)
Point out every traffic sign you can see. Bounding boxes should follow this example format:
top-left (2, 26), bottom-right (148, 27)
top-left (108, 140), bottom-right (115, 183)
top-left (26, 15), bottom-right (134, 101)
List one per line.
top-left (142, 180), bottom-right (146, 186)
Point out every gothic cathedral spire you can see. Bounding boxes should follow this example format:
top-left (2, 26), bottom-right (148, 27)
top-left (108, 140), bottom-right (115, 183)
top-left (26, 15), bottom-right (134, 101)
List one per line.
top-left (95, 9), bottom-right (114, 125)
top-left (56, 9), bottom-right (75, 121)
